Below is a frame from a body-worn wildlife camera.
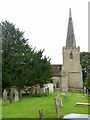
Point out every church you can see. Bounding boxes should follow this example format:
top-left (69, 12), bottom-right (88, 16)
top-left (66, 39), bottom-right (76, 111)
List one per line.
top-left (52, 9), bottom-right (83, 92)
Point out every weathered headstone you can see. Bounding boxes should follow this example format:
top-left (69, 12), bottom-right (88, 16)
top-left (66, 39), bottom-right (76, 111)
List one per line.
top-left (15, 89), bottom-right (19, 102)
top-left (10, 88), bottom-right (13, 103)
top-left (54, 95), bottom-right (62, 118)
top-left (3, 89), bottom-right (7, 104)
top-left (39, 108), bottom-right (43, 120)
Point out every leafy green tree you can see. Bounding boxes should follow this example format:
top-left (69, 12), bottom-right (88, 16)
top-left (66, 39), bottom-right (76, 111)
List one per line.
top-left (84, 73), bottom-right (90, 93)
top-left (34, 50), bottom-right (53, 88)
top-left (2, 21), bottom-right (32, 90)
top-left (80, 52), bottom-right (90, 82)
top-left (2, 21), bottom-right (53, 93)
top-left (28, 49), bottom-right (53, 88)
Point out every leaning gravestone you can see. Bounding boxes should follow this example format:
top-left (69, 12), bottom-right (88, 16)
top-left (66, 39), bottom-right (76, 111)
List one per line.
top-left (10, 88), bottom-right (13, 103)
top-left (54, 95), bottom-right (62, 118)
top-left (15, 89), bottom-right (19, 102)
top-left (3, 89), bottom-right (7, 104)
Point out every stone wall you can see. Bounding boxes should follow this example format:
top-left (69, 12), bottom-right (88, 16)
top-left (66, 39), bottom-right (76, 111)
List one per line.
top-left (61, 74), bottom-right (68, 92)
top-left (68, 72), bottom-right (83, 88)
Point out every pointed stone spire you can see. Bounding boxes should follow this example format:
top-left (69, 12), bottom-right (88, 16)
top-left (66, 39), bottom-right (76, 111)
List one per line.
top-left (66, 8), bottom-right (76, 49)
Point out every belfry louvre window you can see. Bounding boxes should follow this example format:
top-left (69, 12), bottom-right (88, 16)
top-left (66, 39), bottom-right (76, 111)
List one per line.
top-left (70, 52), bottom-right (73, 59)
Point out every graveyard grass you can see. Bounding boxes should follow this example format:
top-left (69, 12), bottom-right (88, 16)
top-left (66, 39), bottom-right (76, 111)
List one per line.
top-left (2, 92), bottom-right (90, 118)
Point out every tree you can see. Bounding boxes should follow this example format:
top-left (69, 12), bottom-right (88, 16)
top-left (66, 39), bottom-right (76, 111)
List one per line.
top-left (2, 21), bottom-right (53, 93)
top-left (80, 52), bottom-right (90, 81)
top-left (84, 73), bottom-right (90, 93)
top-left (34, 50), bottom-right (53, 88)
top-left (2, 21), bottom-right (33, 90)
top-left (28, 49), bottom-right (53, 88)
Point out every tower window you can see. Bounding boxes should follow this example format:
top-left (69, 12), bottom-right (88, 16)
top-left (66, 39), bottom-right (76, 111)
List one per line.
top-left (70, 51), bottom-right (73, 59)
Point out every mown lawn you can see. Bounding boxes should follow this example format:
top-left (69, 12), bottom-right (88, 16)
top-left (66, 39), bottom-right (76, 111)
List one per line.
top-left (2, 92), bottom-right (90, 118)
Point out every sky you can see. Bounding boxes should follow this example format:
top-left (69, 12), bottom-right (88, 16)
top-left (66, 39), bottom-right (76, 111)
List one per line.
top-left (0, 0), bottom-right (88, 64)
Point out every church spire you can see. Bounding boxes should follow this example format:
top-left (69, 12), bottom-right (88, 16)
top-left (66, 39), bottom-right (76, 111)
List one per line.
top-left (66, 8), bottom-right (76, 49)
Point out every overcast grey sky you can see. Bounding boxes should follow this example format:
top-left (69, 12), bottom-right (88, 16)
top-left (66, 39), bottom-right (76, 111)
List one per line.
top-left (0, 0), bottom-right (88, 64)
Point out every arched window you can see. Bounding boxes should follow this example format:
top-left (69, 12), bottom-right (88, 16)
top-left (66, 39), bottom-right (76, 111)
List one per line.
top-left (70, 51), bottom-right (73, 59)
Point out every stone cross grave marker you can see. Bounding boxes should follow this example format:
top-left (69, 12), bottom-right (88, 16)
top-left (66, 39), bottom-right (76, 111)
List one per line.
top-left (54, 95), bottom-right (62, 118)
top-left (3, 89), bottom-right (7, 104)
top-left (15, 89), bottom-right (19, 102)
top-left (39, 108), bottom-right (43, 120)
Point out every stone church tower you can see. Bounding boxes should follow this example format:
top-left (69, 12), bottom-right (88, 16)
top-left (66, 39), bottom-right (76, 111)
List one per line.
top-left (61, 9), bottom-right (83, 91)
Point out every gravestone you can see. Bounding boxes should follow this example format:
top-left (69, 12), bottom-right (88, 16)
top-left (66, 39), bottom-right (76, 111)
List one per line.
top-left (15, 89), bottom-right (19, 102)
top-left (10, 88), bottom-right (13, 103)
top-left (54, 95), bottom-right (62, 118)
top-left (3, 89), bottom-right (7, 104)
top-left (39, 108), bottom-right (43, 120)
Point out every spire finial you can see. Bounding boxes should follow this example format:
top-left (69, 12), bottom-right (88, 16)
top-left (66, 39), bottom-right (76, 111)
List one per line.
top-left (69, 8), bottom-right (72, 18)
